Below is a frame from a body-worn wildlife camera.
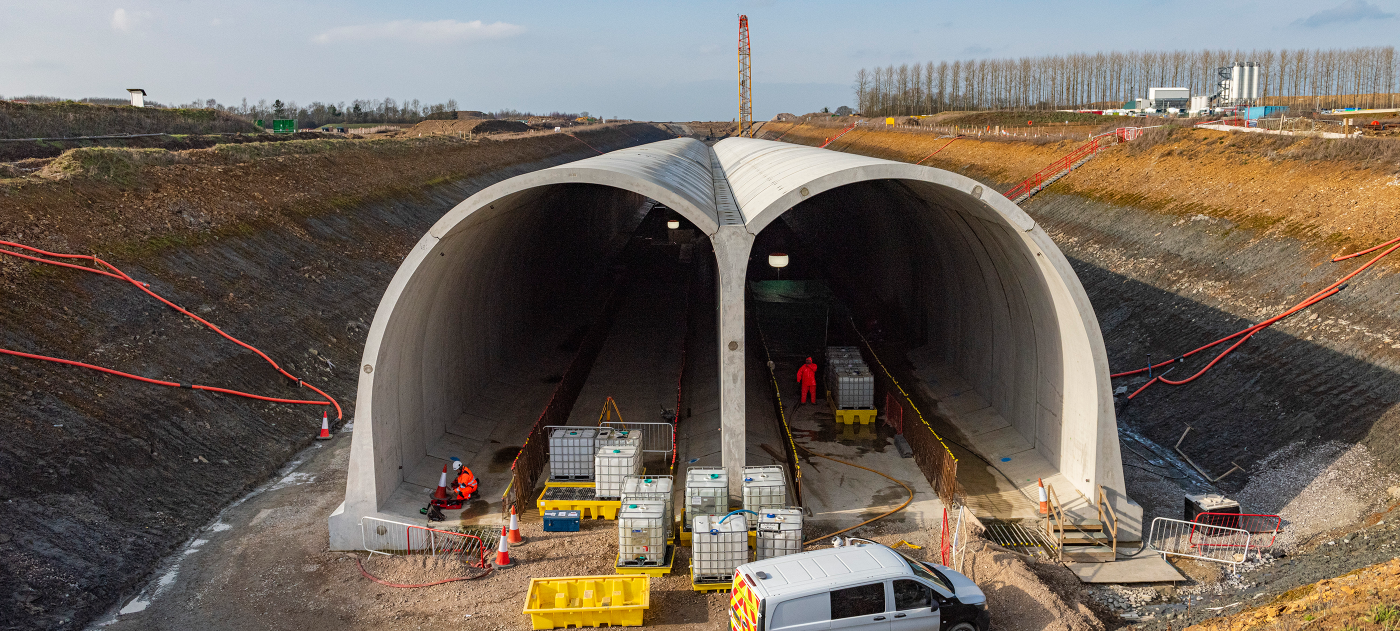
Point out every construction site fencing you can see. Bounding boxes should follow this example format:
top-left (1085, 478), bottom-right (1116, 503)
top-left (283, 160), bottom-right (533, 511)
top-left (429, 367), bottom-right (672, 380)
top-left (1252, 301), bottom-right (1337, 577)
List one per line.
top-left (753, 308), bottom-right (804, 507)
top-left (600, 421), bottom-right (676, 468)
top-left (502, 273), bottom-right (627, 516)
top-left (1192, 513), bottom-right (1283, 551)
top-left (850, 323), bottom-right (960, 507)
top-left (884, 391), bottom-right (904, 434)
top-left (361, 517), bottom-right (489, 567)
top-left (1148, 517), bottom-right (1252, 567)
top-left (1002, 126), bottom-right (1156, 202)
top-left (1192, 514), bottom-right (1282, 554)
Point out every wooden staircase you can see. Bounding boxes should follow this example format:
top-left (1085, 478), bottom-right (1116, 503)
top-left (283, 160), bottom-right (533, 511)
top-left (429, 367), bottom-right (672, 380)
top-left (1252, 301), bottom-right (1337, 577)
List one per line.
top-left (1044, 485), bottom-right (1122, 563)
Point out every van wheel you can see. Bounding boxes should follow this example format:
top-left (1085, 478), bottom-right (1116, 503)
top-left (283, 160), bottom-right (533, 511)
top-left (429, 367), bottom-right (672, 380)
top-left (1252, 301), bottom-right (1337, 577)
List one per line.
top-left (946, 622), bottom-right (977, 631)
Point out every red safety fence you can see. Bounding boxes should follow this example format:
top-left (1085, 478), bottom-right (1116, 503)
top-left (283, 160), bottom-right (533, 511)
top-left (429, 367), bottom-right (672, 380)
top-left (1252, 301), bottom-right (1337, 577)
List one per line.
top-left (884, 391), bottom-right (904, 434)
top-left (1192, 512), bottom-right (1282, 550)
top-left (939, 508), bottom-right (952, 566)
top-left (1002, 127), bottom-right (1151, 202)
top-left (818, 122), bottom-right (858, 148)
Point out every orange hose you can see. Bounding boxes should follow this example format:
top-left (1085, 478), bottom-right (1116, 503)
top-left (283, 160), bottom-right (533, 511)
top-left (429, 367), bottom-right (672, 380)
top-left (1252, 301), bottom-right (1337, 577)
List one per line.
top-left (1120, 236), bottom-right (1400, 398)
top-left (0, 240), bottom-right (342, 418)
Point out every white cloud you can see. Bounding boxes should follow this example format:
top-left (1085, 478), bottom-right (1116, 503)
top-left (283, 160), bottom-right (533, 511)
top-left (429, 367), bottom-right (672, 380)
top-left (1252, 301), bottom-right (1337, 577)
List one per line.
top-left (312, 19), bottom-right (523, 45)
top-left (1295, 0), bottom-right (1396, 26)
top-left (111, 8), bottom-right (132, 32)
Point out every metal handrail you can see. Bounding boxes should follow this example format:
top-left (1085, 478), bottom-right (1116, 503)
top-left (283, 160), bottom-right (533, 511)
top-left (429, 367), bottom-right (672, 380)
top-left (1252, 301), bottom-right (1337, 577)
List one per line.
top-left (1096, 485), bottom-right (1119, 558)
top-left (1045, 485), bottom-right (1065, 561)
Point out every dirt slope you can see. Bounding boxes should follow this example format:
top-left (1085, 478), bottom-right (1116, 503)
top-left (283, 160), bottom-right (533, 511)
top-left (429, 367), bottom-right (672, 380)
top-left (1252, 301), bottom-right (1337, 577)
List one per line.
top-left (0, 123), bottom-right (672, 631)
top-left (1, 101), bottom-right (258, 139)
top-left (765, 121), bottom-right (1400, 548)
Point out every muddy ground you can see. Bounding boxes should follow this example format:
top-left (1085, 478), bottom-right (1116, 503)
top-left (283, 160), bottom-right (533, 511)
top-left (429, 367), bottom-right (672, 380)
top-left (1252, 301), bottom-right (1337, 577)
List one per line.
top-left (92, 424), bottom-right (1109, 631)
top-left (0, 124), bottom-right (671, 631)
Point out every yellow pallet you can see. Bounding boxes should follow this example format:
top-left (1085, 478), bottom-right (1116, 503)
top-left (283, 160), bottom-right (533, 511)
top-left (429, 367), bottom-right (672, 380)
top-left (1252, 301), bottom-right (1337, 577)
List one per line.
top-left (523, 575), bottom-right (650, 630)
top-left (537, 499), bottom-right (621, 520)
top-left (691, 579), bottom-right (733, 593)
top-left (616, 546), bottom-right (675, 577)
top-left (537, 483), bottom-right (620, 520)
top-left (545, 481), bottom-right (597, 489)
top-left (833, 407), bottom-right (877, 425)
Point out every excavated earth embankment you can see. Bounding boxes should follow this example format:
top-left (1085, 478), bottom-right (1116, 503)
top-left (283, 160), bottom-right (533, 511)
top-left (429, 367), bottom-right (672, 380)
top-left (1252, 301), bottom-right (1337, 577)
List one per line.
top-left (0, 123), bottom-right (671, 631)
top-left (767, 121), bottom-right (1400, 543)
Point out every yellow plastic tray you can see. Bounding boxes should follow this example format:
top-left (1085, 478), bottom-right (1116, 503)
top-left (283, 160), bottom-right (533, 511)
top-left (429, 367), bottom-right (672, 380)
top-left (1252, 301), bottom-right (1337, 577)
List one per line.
top-left (615, 546), bottom-right (675, 577)
top-left (523, 575), bottom-right (650, 629)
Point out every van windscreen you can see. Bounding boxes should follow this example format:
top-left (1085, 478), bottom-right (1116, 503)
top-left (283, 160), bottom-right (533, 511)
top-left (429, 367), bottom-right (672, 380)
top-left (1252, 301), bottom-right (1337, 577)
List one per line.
top-left (897, 552), bottom-right (953, 593)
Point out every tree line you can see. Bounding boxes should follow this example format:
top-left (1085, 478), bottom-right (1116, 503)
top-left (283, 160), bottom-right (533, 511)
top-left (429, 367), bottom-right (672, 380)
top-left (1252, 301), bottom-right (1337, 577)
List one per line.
top-left (854, 46), bottom-right (1399, 116)
top-left (1, 94), bottom-right (585, 130)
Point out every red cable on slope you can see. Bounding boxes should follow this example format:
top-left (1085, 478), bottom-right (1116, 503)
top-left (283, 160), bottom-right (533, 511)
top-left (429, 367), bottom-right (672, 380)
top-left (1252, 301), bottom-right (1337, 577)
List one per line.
top-left (1118, 236), bottom-right (1400, 399)
top-left (914, 136), bottom-right (960, 166)
top-left (0, 240), bottom-right (342, 418)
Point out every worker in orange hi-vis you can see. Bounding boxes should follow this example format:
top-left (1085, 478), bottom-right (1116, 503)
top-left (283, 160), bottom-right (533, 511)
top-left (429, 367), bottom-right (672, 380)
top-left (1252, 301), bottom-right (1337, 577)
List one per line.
top-left (796, 357), bottom-right (819, 405)
top-left (451, 459), bottom-right (479, 501)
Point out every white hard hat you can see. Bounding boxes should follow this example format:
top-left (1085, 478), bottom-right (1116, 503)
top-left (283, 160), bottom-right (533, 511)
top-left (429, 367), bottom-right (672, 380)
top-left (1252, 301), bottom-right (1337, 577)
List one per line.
top-left (452, 461), bottom-right (463, 471)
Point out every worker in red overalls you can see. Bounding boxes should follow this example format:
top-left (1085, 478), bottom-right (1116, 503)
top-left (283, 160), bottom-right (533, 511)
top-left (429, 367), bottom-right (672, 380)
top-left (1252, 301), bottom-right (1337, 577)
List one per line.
top-left (451, 459), bottom-right (479, 501)
top-left (796, 357), bottom-right (818, 405)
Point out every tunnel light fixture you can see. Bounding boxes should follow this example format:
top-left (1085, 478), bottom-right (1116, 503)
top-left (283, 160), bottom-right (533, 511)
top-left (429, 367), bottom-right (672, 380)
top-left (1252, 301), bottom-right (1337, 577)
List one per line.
top-left (769, 252), bottom-right (789, 280)
top-left (667, 219), bottom-right (680, 229)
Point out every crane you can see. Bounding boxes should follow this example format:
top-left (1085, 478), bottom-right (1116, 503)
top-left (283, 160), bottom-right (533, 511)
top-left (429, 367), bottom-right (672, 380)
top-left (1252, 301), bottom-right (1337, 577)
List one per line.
top-left (738, 15), bottom-right (752, 138)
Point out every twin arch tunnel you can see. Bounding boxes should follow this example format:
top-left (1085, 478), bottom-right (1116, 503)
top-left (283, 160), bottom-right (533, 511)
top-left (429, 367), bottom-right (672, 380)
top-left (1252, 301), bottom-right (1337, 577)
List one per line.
top-left (327, 136), bottom-right (1137, 548)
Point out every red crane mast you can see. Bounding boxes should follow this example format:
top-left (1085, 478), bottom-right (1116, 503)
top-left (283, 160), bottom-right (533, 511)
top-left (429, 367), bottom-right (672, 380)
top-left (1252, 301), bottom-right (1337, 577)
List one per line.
top-left (738, 15), bottom-right (753, 137)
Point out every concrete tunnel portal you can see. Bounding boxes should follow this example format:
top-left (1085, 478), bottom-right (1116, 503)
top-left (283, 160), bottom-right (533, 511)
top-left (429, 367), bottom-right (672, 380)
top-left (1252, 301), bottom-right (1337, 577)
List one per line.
top-left (327, 136), bottom-right (1140, 549)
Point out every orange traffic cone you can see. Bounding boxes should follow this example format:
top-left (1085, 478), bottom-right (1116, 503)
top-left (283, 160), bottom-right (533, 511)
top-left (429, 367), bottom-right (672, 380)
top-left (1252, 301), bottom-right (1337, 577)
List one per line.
top-left (507, 505), bottom-right (527, 546)
top-left (433, 464), bottom-right (449, 500)
top-left (494, 525), bottom-right (515, 568)
top-left (1038, 478), bottom-right (1049, 515)
top-left (315, 412), bottom-right (332, 440)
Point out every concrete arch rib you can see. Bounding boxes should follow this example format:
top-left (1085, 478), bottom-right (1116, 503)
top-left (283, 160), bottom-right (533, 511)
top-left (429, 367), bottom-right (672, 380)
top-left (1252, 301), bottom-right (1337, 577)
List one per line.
top-left (328, 138), bottom-right (719, 549)
top-left (712, 137), bottom-right (1133, 530)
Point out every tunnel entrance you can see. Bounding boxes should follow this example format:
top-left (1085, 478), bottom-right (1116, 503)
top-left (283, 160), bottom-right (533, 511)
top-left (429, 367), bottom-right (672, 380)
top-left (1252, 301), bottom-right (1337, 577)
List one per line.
top-left (330, 137), bottom-right (1136, 549)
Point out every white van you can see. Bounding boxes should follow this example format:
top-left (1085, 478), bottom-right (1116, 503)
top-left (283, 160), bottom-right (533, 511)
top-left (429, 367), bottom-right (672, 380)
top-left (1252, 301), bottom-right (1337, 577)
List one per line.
top-left (729, 542), bottom-right (988, 631)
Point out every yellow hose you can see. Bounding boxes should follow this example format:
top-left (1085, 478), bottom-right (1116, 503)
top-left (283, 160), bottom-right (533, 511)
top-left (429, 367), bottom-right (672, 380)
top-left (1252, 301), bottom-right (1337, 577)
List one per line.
top-left (796, 443), bottom-right (914, 546)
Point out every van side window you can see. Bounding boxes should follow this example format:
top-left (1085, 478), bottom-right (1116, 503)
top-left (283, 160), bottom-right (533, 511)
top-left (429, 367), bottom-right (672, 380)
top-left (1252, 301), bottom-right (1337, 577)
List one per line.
top-left (830, 582), bottom-right (886, 619)
top-left (893, 579), bottom-right (933, 610)
top-left (771, 593), bottom-right (831, 630)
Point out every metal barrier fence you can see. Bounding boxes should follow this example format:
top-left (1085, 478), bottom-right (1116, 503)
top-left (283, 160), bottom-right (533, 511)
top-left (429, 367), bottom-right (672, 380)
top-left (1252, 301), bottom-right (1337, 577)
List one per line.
top-left (1148, 517), bottom-right (1252, 566)
top-left (600, 421), bottom-right (676, 466)
top-left (850, 323), bottom-right (960, 507)
top-left (361, 517), bottom-right (489, 567)
top-left (884, 391), bottom-right (904, 434)
top-left (503, 273), bottom-right (627, 515)
top-left (1192, 513), bottom-right (1282, 551)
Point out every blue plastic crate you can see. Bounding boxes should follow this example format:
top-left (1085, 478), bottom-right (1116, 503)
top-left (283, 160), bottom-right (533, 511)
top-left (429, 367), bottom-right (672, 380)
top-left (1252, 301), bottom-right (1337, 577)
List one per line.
top-left (543, 510), bottom-right (581, 532)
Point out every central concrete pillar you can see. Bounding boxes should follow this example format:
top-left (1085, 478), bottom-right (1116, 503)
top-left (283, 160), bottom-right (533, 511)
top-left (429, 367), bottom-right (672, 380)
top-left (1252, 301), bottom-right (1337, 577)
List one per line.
top-left (712, 225), bottom-right (754, 500)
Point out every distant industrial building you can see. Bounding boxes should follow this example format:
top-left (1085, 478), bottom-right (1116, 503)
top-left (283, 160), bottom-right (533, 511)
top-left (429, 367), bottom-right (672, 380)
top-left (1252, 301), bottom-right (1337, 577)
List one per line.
top-left (1148, 87), bottom-right (1189, 110)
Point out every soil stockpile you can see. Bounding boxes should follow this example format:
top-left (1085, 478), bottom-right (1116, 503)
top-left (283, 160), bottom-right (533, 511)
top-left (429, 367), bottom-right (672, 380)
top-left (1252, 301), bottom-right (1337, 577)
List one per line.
top-left (406, 118), bottom-right (530, 135)
top-left (0, 101), bottom-right (258, 139)
top-left (0, 131), bottom-right (341, 163)
top-left (0, 123), bottom-right (671, 631)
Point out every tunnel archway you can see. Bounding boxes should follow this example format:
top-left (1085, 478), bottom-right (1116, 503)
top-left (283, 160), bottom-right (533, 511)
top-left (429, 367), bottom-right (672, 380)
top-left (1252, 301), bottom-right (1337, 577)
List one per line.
top-left (329, 137), bottom-right (1135, 549)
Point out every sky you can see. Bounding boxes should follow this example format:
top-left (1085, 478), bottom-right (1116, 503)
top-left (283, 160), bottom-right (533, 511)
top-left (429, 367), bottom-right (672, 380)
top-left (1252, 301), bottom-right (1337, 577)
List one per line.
top-left (2, 0), bottom-right (1397, 121)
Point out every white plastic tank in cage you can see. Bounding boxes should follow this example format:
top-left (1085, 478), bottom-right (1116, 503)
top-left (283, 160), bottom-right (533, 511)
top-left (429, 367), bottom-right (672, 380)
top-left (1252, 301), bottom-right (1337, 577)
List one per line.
top-left (599, 428), bottom-right (642, 450)
top-left (617, 500), bottom-right (667, 566)
top-left (742, 466), bottom-right (787, 513)
top-left (548, 428), bottom-right (598, 481)
top-left (685, 467), bottom-right (729, 522)
top-left (756, 508), bottom-right (804, 560)
top-left (623, 475), bottom-right (674, 529)
top-left (691, 513), bottom-right (748, 582)
top-left (595, 444), bottom-right (641, 499)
